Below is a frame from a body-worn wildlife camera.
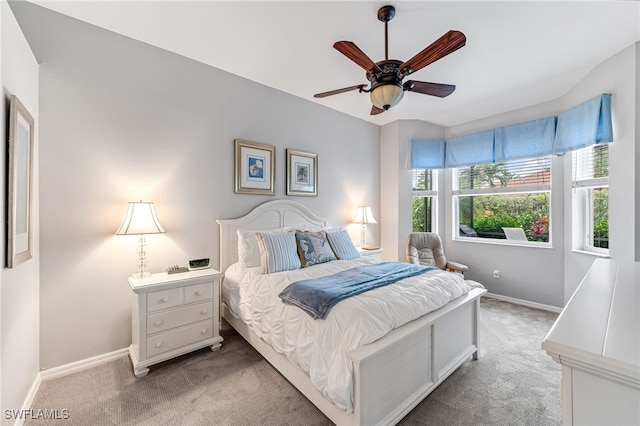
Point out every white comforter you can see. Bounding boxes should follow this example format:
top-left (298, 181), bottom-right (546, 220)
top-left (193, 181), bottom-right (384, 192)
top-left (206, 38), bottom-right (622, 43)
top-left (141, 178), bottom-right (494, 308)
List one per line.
top-left (223, 257), bottom-right (483, 413)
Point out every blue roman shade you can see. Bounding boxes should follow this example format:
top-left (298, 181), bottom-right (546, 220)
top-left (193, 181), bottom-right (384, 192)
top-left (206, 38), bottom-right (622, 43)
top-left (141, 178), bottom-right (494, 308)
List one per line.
top-left (553, 94), bottom-right (612, 154)
top-left (494, 116), bottom-right (556, 162)
top-left (409, 94), bottom-right (612, 170)
top-left (445, 129), bottom-right (494, 168)
top-left (410, 139), bottom-right (446, 169)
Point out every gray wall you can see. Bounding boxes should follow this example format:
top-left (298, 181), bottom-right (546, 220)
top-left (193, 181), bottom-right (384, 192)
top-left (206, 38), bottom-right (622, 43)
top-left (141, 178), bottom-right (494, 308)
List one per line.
top-left (1, 0), bottom-right (40, 418)
top-left (21, 5), bottom-right (379, 369)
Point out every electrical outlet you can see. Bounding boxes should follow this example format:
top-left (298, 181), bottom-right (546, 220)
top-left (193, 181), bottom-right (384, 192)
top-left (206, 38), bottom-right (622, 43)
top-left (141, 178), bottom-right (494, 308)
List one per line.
top-left (493, 270), bottom-right (500, 279)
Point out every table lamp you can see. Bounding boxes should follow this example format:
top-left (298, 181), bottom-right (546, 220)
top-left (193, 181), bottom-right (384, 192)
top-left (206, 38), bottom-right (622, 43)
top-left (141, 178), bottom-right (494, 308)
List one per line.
top-left (352, 206), bottom-right (377, 248)
top-left (116, 201), bottom-right (165, 278)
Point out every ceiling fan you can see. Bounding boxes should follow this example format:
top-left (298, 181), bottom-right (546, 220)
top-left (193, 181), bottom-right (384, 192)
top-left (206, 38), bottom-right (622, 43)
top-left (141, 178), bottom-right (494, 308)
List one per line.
top-left (314, 5), bottom-right (466, 115)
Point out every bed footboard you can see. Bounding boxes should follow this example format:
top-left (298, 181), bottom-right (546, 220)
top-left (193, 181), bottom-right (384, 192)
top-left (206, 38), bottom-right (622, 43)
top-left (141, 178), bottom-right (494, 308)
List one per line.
top-left (223, 287), bottom-right (486, 425)
top-left (351, 287), bottom-right (485, 425)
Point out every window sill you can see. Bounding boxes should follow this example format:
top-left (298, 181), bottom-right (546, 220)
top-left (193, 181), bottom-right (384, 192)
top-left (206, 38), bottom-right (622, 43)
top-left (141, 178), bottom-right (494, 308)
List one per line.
top-left (453, 237), bottom-right (553, 249)
top-left (571, 249), bottom-right (610, 258)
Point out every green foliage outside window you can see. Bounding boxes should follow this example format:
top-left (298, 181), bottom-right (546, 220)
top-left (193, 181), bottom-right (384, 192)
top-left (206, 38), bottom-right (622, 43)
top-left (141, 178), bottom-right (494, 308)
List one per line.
top-left (593, 187), bottom-right (609, 248)
top-left (459, 193), bottom-right (550, 241)
top-left (413, 198), bottom-right (424, 232)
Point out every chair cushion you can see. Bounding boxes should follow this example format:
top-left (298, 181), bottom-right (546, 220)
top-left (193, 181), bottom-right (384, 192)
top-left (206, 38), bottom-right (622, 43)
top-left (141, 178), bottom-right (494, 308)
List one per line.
top-left (406, 232), bottom-right (447, 270)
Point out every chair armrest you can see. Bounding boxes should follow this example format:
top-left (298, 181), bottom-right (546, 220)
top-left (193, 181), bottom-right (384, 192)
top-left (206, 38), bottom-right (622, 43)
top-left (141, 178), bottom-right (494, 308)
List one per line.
top-left (446, 260), bottom-right (468, 273)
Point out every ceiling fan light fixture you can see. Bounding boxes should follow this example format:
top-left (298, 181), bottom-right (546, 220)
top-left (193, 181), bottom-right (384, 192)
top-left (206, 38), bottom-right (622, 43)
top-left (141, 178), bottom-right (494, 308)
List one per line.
top-left (370, 83), bottom-right (404, 110)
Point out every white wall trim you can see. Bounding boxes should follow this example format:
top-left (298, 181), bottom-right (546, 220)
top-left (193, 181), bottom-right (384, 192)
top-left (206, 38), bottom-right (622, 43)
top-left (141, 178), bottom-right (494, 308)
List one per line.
top-left (484, 293), bottom-right (563, 314)
top-left (40, 348), bottom-right (129, 381)
top-left (12, 373), bottom-right (43, 426)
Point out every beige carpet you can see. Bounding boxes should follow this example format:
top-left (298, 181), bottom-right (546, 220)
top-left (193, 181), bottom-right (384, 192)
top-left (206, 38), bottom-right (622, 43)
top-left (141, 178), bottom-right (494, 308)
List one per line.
top-left (26, 298), bottom-right (561, 425)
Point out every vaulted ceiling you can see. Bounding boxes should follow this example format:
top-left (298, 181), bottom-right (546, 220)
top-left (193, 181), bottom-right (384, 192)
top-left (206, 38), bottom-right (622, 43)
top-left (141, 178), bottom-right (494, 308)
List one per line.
top-left (15, 1), bottom-right (640, 126)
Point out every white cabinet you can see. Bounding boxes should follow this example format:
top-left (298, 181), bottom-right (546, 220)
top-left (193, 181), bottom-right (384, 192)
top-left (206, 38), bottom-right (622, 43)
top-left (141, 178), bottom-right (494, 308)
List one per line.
top-left (542, 259), bottom-right (639, 425)
top-left (129, 269), bottom-right (224, 378)
top-left (359, 248), bottom-right (383, 260)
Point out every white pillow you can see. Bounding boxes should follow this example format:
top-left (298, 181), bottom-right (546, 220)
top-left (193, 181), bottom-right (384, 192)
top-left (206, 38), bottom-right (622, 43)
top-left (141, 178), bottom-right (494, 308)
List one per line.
top-left (326, 228), bottom-right (361, 260)
top-left (237, 229), bottom-right (262, 268)
top-left (237, 227), bottom-right (290, 269)
top-left (255, 229), bottom-right (301, 273)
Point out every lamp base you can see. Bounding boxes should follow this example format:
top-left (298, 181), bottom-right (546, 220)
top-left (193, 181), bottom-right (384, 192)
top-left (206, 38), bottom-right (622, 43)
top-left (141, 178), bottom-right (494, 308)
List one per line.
top-left (131, 271), bottom-right (151, 279)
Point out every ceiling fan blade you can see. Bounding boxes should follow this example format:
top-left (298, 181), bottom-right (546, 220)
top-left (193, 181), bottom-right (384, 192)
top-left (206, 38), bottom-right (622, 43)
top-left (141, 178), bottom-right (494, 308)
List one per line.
top-left (400, 30), bottom-right (466, 75)
top-left (405, 81), bottom-right (456, 98)
top-left (314, 84), bottom-right (366, 98)
top-left (334, 41), bottom-right (383, 73)
top-left (370, 105), bottom-right (386, 115)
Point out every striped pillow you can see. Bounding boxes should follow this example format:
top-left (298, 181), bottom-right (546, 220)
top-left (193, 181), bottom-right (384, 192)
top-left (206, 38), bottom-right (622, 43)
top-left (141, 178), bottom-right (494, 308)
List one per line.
top-left (256, 230), bottom-right (301, 273)
top-left (326, 228), bottom-right (361, 260)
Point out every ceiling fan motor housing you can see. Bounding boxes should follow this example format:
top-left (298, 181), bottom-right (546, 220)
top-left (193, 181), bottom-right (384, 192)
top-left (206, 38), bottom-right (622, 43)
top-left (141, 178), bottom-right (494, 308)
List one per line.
top-left (368, 60), bottom-right (405, 109)
top-left (367, 59), bottom-right (405, 110)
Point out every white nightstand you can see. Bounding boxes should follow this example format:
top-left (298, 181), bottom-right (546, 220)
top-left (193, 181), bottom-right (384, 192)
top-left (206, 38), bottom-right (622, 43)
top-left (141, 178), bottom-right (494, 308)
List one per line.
top-left (359, 247), bottom-right (384, 260)
top-left (128, 268), bottom-right (224, 378)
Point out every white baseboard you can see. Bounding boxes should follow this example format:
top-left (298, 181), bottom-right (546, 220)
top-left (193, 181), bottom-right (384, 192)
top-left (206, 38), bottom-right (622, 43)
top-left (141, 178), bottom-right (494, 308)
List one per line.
top-left (484, 292), bottom-right (563, 314)
top-left (39, 347), bottom-right (129, 381)
top-left (13, 373), bottom-right (43, 426)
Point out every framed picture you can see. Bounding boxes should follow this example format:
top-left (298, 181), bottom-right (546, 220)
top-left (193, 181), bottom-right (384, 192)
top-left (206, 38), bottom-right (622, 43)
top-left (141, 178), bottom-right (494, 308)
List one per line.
top-left (7, 95), bottom-right (34, 268)
top-left (234, 139), bottom-right (275, 195)
top-left (286, 149), bottom-right (317, 196)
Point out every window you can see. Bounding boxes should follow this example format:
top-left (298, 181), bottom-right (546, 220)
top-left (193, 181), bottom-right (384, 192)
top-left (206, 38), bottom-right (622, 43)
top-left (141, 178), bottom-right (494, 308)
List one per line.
top-left (572, 144), bottom-right (609, 253)
top-left (412, 169), bottom-right (437, 232)
top-left (453, 156), bottom-right (551, 243)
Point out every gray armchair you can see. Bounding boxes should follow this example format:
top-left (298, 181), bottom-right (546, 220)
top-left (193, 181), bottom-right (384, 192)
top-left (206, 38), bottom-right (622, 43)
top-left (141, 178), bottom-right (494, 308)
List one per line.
top-left (406, 232), bottom-right (468, 274)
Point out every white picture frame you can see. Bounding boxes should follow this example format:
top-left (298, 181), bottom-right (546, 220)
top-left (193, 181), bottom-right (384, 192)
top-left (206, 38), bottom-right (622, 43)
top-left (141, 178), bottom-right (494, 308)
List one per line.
top-left (7, 95), bottom-right (34, 268)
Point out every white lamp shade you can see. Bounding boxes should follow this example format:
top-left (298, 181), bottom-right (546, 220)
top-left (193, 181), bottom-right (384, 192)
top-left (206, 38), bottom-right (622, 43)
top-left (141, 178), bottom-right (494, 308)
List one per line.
top-left (369, 84), bottom-right (404, 110)
top-left (116, 201), bottom-right (165, 235)
top-left (352, 206), bottom-right (377, 224)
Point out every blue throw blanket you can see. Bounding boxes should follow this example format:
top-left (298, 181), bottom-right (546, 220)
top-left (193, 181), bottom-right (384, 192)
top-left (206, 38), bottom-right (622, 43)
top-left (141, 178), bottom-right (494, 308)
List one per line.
top-left (278, 262), bottom-right (437, 319)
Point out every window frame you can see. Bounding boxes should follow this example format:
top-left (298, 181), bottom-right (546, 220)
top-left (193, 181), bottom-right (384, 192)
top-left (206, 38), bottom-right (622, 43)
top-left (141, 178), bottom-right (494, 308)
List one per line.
top-left (411, 168), bottom-right (438, 233)
top-left (571, 144), bottom-right (609, 255)
top-left (451, 156), bottom-right (553, 247)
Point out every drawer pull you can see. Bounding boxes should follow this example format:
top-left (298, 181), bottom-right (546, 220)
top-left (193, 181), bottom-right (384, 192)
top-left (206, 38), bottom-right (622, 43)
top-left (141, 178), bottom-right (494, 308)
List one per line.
top-left (195, 290), bottom-right (203, 296)
top-left (154, 320), bottom-right (163, 326)
top-left (155, 342), bottom-right (163, 348)
top-left (160, 297), bottom-right (169, 303)
top-left (201, 329), bottom-right (208, 335)
top-left (200, 309), bottom-right (207, 315)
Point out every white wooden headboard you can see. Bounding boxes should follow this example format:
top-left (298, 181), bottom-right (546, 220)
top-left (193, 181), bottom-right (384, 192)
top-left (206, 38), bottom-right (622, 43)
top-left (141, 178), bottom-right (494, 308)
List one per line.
top-left (216, 200), bottom-right (327, 271)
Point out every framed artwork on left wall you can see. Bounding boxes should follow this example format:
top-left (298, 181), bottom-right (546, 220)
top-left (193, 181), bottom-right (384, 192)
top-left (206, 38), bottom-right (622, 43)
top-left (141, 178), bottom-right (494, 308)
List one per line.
top-left (234, 139), bottom-right (275, 195)
top-left (7, 95), bottom-right (35, 268)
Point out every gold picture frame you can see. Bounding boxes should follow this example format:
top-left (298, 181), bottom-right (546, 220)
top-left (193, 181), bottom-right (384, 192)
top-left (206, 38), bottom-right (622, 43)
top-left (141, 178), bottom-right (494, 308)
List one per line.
top-left (234, 139), bottom-right (275, 195)
top-left (7, 95), bottom-right (35, 268)
top-left (286, 149), bottom-right (317, 197)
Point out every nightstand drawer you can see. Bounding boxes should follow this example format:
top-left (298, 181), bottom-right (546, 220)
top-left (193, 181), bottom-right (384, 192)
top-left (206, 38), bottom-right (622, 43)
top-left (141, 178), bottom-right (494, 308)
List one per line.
top-left (147, 320), bottom-right (214, 357)
top-left (184, 282), bottom-right (213, 304)
top-left (147, 301), bottom-right (214, 334)
top-left (147, 288), bottom-right (182, 312)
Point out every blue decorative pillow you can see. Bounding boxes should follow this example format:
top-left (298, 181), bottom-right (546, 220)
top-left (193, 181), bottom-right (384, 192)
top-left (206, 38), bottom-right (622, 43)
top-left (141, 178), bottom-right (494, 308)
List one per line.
top-left (256, 230), bottom-right (301, 273)
top-left (295, 231), bottom-right (337, 267)
top-left (325, 228), bottom-right (361, 260)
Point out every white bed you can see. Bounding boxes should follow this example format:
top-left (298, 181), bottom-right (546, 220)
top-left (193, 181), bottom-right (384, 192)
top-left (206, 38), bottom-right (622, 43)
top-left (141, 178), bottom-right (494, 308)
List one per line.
top-left (217, 200), bottom-right (487, 425)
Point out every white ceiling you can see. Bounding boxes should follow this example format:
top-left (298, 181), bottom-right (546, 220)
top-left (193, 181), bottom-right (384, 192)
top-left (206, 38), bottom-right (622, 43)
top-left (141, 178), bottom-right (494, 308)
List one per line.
top-left (28, 1), bottom-right (640, 127)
